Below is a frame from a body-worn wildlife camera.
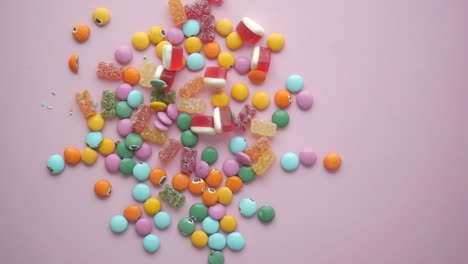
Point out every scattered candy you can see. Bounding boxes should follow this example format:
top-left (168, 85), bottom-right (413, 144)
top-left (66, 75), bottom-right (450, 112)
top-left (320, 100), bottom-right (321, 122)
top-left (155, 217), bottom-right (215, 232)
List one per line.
top-left (257, 205), bottom-right (275, 223)
top-left (299, 148), bottom-right (317, 167)
top-left (296, 90), bottom-right (313, 110)
top-left (208, 233), bottom-right (226, 250)
top-left (97, 62), bottom-right (124, 80)
top-left (267, 33), bottom-right (285, 52)
top-left (143, 234), bottom-right (161, 253)
top-left (285, 74), bottom-right (304, 93)
top-left (135, 218), bottom-right (153, 236)
top-left (236, 17), bottom-right (264, 44)
top-left (132, 32), bottom-right (150, 51)
top-left (252, 150), bottom-right (275, 176)
top-left (114, 45), bottom-right (133, 65)
top-left (219, 215), bottom-right (237, 233)
top-left (63, 147), bottom-right (81, 165)
top-left (202, 216), bottom-right (220, 234)
top-left (226, 232), bottom-right (245, 251)
top-left (124, 204), bottom-right (142, 223)
top-left (271, 110), bottom-right (289, 128)
top-left (280, 152), bottom-right (300, 172)
top-left (191, 230), bottom-right (209, 248)
top-left (110, 215), bottom-right (128, 233)
top-left (159, 184), bottom-right (185, 208)
top-left (203, 41), bottom-right (221, 59)
top-left (250, 118), bottom-right (277, 137)
top-left (68, 54), bottom-right (79, 73)
top-left (72, 24), bottom-right (90, 43)
top-left (323, 152), bottom-right (342, 171)
top-left (75, 90), bottom-right (97, 118)
top-left (154, 211), bottom-right (171, 229)
top-left (47, 154), bottom-right (65, 175)
top-left (92, 7), bottom-right (111, 26)
top-left (148, 26), bottom-right (166, 44)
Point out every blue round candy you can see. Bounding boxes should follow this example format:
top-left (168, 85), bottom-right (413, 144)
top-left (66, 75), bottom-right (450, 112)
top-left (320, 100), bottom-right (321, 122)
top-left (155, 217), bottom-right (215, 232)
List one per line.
top-left (239, 198), bottom-right (257, 217)
top-left (229, 136), bottom-right (247, 153)
top-left (143, 234), bottom-right (160, 253)
top-left (186, 53), bottom-right (205, 71)
top-left (208, 233), bottom-right (227, 250)
top-left (154, 211), bottom-right (171, 230)
top-left (202, 216), bottom-right (220, 235)
top-left (127, 90), bottom-right (144, 108)
top-left (226, 232), bottom-right (245, 251)
top-left (133, 162), bottom-right (151, 181)
top-left (47, 154), bottom-right (65, 175)
top-left (86, 131), bottom-right (103, 148)
top-left (286, 74), bottom-right (304, 93)
top-left (132, 183), bottom-right (151, 202)
top-left (280, 152), bottom-right (300, 172)
top-left (110, 215), bottom-right (128, 233)
top-left (182, 19), bottom-right (200, 37)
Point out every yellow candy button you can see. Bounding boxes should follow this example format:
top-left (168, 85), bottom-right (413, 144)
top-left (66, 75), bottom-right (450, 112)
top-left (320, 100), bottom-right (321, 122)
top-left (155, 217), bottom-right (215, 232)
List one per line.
top-left (217, 187), bottom-right (233, 206)
top-left (225, 32), bottom-right (243, 50)
top-left (267, 33), bottom-right (285, 52)
top-left (252, 91), bottom-right (270, 111)
top-left (230, 82), bottom-right (249, 102)
top-left (98, 137), bottom-right (115, 156)
top-left (220, 215), bottom-right (237, 233)
top-left (87, 114), bottom-right (105, 131)
top-left (191, 230), bottom-right (208, 248)
top-left (132, 32), bottom-right (150, 51)
top-left (150, 101), bottom-right (168, 111)
top-left (215, 18), bottom-right (233, 37)
top-left (148, 26), bottom-right (165, 44)
top-left (156, 41), bottom-right (171, 59)
top-left (217, 51), bottom-right (235, 69)
top-left (81, 147), bottom-right (98, 166)
top-left (211, 91), bottom-right (230, 107)
top-left (184, 36), bottom-right (202, 54)
top-left (92, 7), bottom-right (111, 26)
top-left (144, 197), bottom-right (162, 215)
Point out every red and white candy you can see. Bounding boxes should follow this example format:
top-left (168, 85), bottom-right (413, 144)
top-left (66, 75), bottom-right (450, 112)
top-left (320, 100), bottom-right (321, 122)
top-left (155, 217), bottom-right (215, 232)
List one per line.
top-left (236, 17), bottom-right (264, 44)
top-left (204, 66), bottom-right (227, 88)
top-left (251, 46), bottom-right (271, 73)
top-left (191, 115), bottom-right (217, 135)
top-left (162, 45), bottom-right (184, 71)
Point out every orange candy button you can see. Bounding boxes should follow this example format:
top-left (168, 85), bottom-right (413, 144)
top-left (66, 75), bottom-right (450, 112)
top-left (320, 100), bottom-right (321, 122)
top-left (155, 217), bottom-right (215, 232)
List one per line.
top-left (274, 89), bottom-right (292, 109)
top-left (202, 188), bottom-right (218, 207)
top-left (122, 66), bottom-right (140, 86)
top-left (205, 169), bottom-right (223, 188)
top-left (248, 70), bottom-right (266, 84)
top-left (188, 178), bottom-right (206, 196)
top-left (203, 41), bottom-right (221, 59)
top-left (64, 147), bottom-right (81, 165)
top-left (124, 204), bottom-right (142, 223)
top-left (94, 179), bottom-right (112, 198)
top-left (323, 152), bottom-right (342, 171)
top-left (72, 24), bottom-right (90, 43)
top-left (225, 176), bottom-right (243, 193)
top-left (172, 172), bottom-right (190, 192)
top-left (149, 168), bottom-right (167, 187)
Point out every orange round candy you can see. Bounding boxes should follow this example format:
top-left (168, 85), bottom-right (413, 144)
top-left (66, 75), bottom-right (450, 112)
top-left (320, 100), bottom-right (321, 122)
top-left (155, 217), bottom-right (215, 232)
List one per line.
top-left (202, 188), bottom-right (218, 207)
top-left (150, 168), bottom-right (167, 187)
top-left (68, 54), bottom-right (79, 73)
top-left (123, 204), bottom-right (142, 223)
top-left (274, 89), bottom-right (292, 109)
top-left (248, 70), bottom-right (266, 84)
top-left (72, 24), bottom-right (90, 43)
top-left (188, 178), bottom-right (206, 195)
top-left (94, 179), bottom-right (112, 198)
top-left (63, 147), bottom-right (81, 165)
top-left (323, 152), bottom-right (342, 171)
top-left (225, 176), bottom-right (243, 193)
top-left (122, 66), bottom-right (140, 86)
top-left (205, 169), bottom-right (223, 188)
top-left (203, 41), bottom-right (221, 59)
top-left (172, 172), bottom-right (190, 192)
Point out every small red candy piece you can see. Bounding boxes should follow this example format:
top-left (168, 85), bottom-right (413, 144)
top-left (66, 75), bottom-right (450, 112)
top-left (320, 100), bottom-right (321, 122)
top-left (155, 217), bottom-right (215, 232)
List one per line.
top-left (162, 45), bottom-right (184, 71)
top-left (235, 104), bottom-right (257, 131)
top-left (236, 17), bottom-right (264, 45)
top-left (204, 67), bottom-right (227, 88)
top-left (191, 115), bottom-right (216, 135)
top-left (185, 0), bottom-right (211, 19)
top-left (132, 105), bottom-right (153, 133)
top-left (159, 138), bottom-right (183, 162)
top-left (181, 147), bottom-right (197, 175)
top-left (251, 46), bottom-right (271, 73)
top-left (208, 0), bottom-right (223, 5)
top-left (96, 62), bottom-right (124, 80)
top-left (153, 65), bottom-right (177, 91)
top-left (215, 106), bottom-right (234, 133)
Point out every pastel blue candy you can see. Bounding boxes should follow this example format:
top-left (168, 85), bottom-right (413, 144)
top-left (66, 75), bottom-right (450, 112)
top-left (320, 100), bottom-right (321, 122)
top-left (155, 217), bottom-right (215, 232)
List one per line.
top-left (226, 232), bottom-right (245, 251)
top-left (286, 74), bottom-right (304, 93)
top-left (280, 152), bottom-right (300, 172)
top-left (208, 233), bottom-right (227, 250)
top-left (154, 211), bottom-right (171, 230)
top-left (229, 136), bottom-right (247, 154)
top-left (110, 215), bottom-right (128, 233)
top-left (47, 154), bottom-right (65, 174)
top-left (133, 162), bottom-right (151, 181)
top-left (127, 90), bottom-right (144, 108)
top-left (86, 131), bottom-right (103, 148)
top-left (143, 234), bottom-right (160, 253)
top-left (132, 183), bottom-right (151, 202)
top-left (186, 53), bottom-right (205, 71)
top-left (182, 19), bottom-right (201, 37)
top-left (239, 198), bottom-right (257, 217)
top-left (202, 216), bottom-right (220, 235)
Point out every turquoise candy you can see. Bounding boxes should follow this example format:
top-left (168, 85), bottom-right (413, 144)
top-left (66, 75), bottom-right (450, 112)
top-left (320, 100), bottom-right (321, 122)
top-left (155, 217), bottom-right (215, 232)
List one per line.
top-left (229, 136), bottom-right (247, 153)
top-left (226, 232), bottom-right (245, 251)
top-left (183, 19), bottom-right (201, 37)
top-left (127, 90), bottom-right (144, 108)
top-left (239, 198), bottom-right (257, 217)
top-left (202, 217), bottom-right (220, 235)
top-left (208, 233), bottom-right (226, 250)
top-left (133, 162), bottom-right (151, 181)
top-left (208, 250), bottom-right (225, 264)
top-left (186, 53), bottom-right (205, 71)
top-left (132, 183), bottom-right (151, 202)
top-left (143, 234), bottom-right (160, 253)
top-left (110, 215), bottom-right (128, 233)
top-left (154, 211), bottom-right (171, 230)
top-left (85, 131), bottom-right (103, 148)
top-left (280, 152), bottom-right (300, 172)
top-left (178, 217), bottom-right (196, 236)
top-left (47, 154), bottom-right (65, 175)
top-left (285, 74), bottom-right (304, 93)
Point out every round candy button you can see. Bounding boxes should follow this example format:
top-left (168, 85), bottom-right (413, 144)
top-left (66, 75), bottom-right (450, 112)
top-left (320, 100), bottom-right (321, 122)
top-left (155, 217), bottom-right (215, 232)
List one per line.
top-left (296, 90), bottom-right (313, 110)
top-left (323, 152), bottom-right (342, 171)
top-left (92, 7), bottom-right (110, 26)
top-left (105, 154), bottom-right (120, 173)
top-left (135, 218), bottom-right (153, 236)
top-left (47, 154), bottom-right (65, 175)
top-left (114, 45), bottom-right (133, 65)
top-left (229, 136), bottom-right (247, 153)
top-left (222, 159), bottom-right (240, 177)
top-left (115, 101), bottom-right (132, 118)
top-left (143, 234), bottom-right (160, 253)
top-left (85, 131), bottom-right (103, 149)
top-left (143, 197), bottom-right (161, 216)
top-left (195, 161), bottom-right (210, 178)
top-left (226, 232), bottom-right (245, 251)
top-left (133, 162), bottom-right (151, 181)
top-left (135, 142), bottom-right (152, 161)
top-left (216, 187), bottom-right (233, 206)
top-left (257, 205), bottom-right (275, 223)
top-left (272, 110), bottom-right (290, 128)
top-left (219, 215), bottom-right (237, 233)
top-left (178, 217), bottom-right (196, 236)
top-left (117, 118), bottom-right (133, 137)
top-left (187, 53), bottom-right (205, 71)
top-left (132, 183), bottom-right (151, 202)
top-left (176, 113), bottom-right (192, 131)
top-left (238, 166), bottom-right (256, 183)
top-left (280, 152), bottom-right (300, 172)
top-left (202, 217), bottom-right (220, 235)
top-left (116, 83), bottom-right (132, 100)
top-left (267, 33), bottom-right (285, 52)
top-left (124, 205), bottom-right (142, 223)
top-left (94, 179), bottom-right (112, 198)
top-left (119, 158), bottom-right (135, 175)
top-left (191, 230), bottom-right (209, 248)
top-left (208, 250), bottom-right (224, 264)
top-left (110, 215), bottom-right (128, 233)
top-left (201, 147), bottom-right (218, 164)
top-left (183, 19), bottom-right (201, 37)
top-left (125, 133), bottom-right (143, 150)
top-left (64, 147), bottom-right (81, 165)
top-left (208, 203), bottom-right (226, 220)
top-left (208, 233), bottom-right (226, 251)
top-left (252, 91), bottom-right (270, 111)
top-left (165, 27), bottom-right (185, 45)
top-left (286, 74), bottom-right (304, 93)
top-left (127, 90), bottom-right (144, 108)
top-left (116, 142), bottom-right (134, 159)
top-left (154, 211), bottom-right (171, 230)
top-left (190, 203), bottom-right (209, 222)
top-left (239, 198), bottom-right (257, 217)
top-left (299, 148), bottom-right (317, 167)
top-left (230, 82), bottom-right (249, 101)
top-left (234, 56), bottom-right (250, 75)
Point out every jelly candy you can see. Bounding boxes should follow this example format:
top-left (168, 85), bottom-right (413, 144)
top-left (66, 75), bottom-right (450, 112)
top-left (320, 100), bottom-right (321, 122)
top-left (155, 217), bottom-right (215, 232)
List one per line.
top-left (185, 0), bottom-right (210, 19)
top-left (151, 65), bottom-right (177, 91)
top-left (177, 97), bottom-right (205, 114)
top-left (245, 136), bottom-right (270, 161)
top-left (179, 77), bottom-right (205, 98)
top-left (199, 15), bottom-right (215, 43)
top-left (181, 147), bottom-right (197, 175)
top-left (141, 124), bottom-right (168, 144)
top-left (250, 118), bottom-right (277, 137)
top-left (162, 45), bottom-right (184, 71)
top-left (213, 106), bottom-right (234, 133)
top-left (204, 67), bottom-right (227, 88)
top-left (236, 17), bottom-right (264, 45)
top-left (191, 115), bottom-right (216, 135)
top-left (235, 104), bottom-right (256, 130)
top-left (139, 57), bottom-right (156, 88)
top-left (168, 0), bottom-right (187, 26)
top-left (101, 90), bottom-right (116, 118)
top-left (96, 62), bottom-right (124, 80)
top-left (75, 89), bottom-right (97, 118)
top-left (151, 90), bottom-right (176, 105)
top-left (251, 150), bottom-right (275, 176)
top-left (159, 184), bottom-right (186, 208)
top-left (251, 46), bottom-right (271, 73)
top-left (159, 138), bottom-right (183, 162)
top-left (132, 105), bottom-right (153, 133)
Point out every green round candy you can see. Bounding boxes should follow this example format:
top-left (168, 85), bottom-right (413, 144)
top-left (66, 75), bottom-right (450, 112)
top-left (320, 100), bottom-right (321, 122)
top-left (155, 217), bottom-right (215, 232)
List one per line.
top-left (119, 158), bottom-right (136, 175)
top-left (189, 203), bottom-right (208, 222)
top-left (201, 147), bottom-right (218, 164)
top-left (176, 113), bottom-right (192, 131)
top-left (178, 217), bottom-right (196, 236)
top-left (116, 141), bottom-right (134, 159)
top-left (238, 166), bottom-right (256, 183)
top-left (181, 130), bottom-right (198, 147)
top-left (125, 133), bottom-right (143, 150)
top-left (116, 101), bottom-right (133, 118)
top-left (208, 250), bottom-right (225, 264)
top-left (257, 205), bottom-right (275, 223)
top-left (272, 110), bottom-right (289, 128)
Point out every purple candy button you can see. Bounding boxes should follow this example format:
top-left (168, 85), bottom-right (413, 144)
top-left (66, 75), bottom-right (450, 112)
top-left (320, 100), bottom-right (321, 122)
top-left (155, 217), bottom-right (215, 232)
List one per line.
top-left (235, 152), bottom-right (251, 166)
top-left (135, 142), bottom-right (152, 161)
top-left (296, 90), bottom-right (313, 110)
top-left (116, 83), bottom-right (133, 100)
top-left (114, 45), bottom-right (133, 65)
top-left (234, 56), bottom-right (250, 75)
top-left (117, 118), bottom-right (133, 137)
top-left (165, 27), bottom-right (185, 45)
top-left (157, 111), bottom-right (173, 126)
top-left (299, 148), bottom-right (317, 167)
top-left (166, 103), bottom-right (179, 120)
top-left (105, 154), bottom-right (121, 173)
top-left (222, 159), bottom-right (240, 177)
top-left (135, 218), bottom-right (153, 236)
top-left (208, 203), bottom-right (226, 220)
top-left (195, 160), bottom-right (210, 178)
top-left (154, 119), bottom-right (169, 131)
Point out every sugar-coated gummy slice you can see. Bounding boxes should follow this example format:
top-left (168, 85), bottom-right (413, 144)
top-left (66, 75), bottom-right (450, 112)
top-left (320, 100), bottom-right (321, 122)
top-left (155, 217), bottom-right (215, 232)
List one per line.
top-left (168, 0), bottom-right (188, 26)
top-left (101, 90), bottom-right (116, 118)
top-left (159, 138), bottom-right (183, 162)
top-left (141, 124), bottom-right (168, 144)
top-left (132, 105), bottom-right (153, 133)
top-left (234, 104), bottom-right (256, 130)
top-left (159, 184), bottom-right (186, 208)
top-left (180, 147), bottom-right (197, 175)
top-left (185, 0), bottom-right (210, 19)
top-left (245, 136), bottom-right (270, 161)
top-left (191, 115), bottom-right (216, 135)
top-left (96, 62), bottom-right (124, 80)
top-left (179, 77), bottom-right (205, 98)
top-left (177, 97), bottom-right (205, 114)
top-left (151, 90), bottom-right (176, 105)
top-left (251, 150), bottom-right (275, 176)
top-left (250, 118), bottom-right (277, 137)
top-left (139, 57), bottom-right (156, 88)
top-left (76, 89), bottom-right (97, 118)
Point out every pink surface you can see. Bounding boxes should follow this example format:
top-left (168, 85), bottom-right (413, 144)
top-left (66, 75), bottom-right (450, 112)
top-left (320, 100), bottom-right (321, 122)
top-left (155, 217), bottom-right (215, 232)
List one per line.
top-left (1, 0), bottom-right (468, 263)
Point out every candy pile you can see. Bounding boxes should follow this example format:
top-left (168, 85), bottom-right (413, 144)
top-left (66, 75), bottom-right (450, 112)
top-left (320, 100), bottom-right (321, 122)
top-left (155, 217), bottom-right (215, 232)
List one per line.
top-left (48, 1), bottom-right (343, 263)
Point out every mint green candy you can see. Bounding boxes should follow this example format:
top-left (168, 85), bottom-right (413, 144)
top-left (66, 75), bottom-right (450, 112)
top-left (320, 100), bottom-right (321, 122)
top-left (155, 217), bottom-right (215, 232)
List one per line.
top-left (272, 110), bottom-right (289, 128)
top-left (201, 147), bottom-right (218, 164)
top-left (116, 141), bottom-right (134, 159)
top-left (238, 166), bottom-right (256, 183)
top-left (189, 203), bottom-right (208, 222)
top-left (176, 113), bottom-right (192, 131)
top-left (208, 250), bottom-right (224, 264)
top-left (178, 217), bottom-right (196, 236)
top-left (257, 205), bottom-right (275, 223)
top-left (119, 158), bottom-right (135, 175)
top-left (124, 133), bottom-right (143, 150)
top-left (115, 101), bottom-right (133, 118)
top-left (181, 130), bottom-right (198, 147)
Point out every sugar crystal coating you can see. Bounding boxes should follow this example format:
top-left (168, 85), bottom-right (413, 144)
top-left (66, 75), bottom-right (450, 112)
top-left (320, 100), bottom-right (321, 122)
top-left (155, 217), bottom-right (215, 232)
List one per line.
top-left (101, 90), bottom-right (116, 118)
top-left (141, 124), bottom-right (168, 144)
top-left (177, 97), bottom-right (206, 114)
top-left (235, 104), bottom-right (256, 130)
top-left (159, 138), bottom-right (183, 162)
top-left (179, 77), bottom-right (205, 98)
top-left (251, 150), bottom-right (275, 175)
top-left (132, 105), bottom-right (153, 133)
top-left (185, 0), bottom-right (210, 19)
top-left (139, 57), bottom-right (156, 88)
top-left (76, 89), bottom-right (97, 118)
top-left (159, 184), bottom-right (185, 208)
top-left (151, 90), bottom-right (176, 105)
top-left (245, 136), bottom-right (270, 161)
top-left (250, 118), bottom-right (277, 137)
top-left (181, 147), bottom-right (197, 175)
top-left (96, 62), bottom-right (124, 80)
top-left (168, 0), bottom-right (188, 26)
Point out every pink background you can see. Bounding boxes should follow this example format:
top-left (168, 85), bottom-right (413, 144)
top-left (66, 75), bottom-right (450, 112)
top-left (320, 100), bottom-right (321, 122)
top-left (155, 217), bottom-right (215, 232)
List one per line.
top-left (1, 0), bottom-right (468, 263)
